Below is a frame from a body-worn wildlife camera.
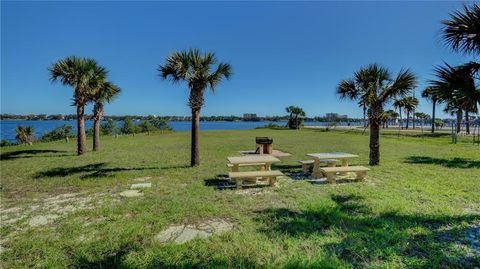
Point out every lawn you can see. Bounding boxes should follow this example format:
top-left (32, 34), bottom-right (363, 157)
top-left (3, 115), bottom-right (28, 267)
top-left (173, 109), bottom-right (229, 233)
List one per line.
top-left (0, 128), bottom-right (479, 268)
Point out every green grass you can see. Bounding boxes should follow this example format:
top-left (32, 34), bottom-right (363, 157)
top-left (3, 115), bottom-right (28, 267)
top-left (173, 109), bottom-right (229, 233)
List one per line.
top-left (1, 129), bottom-right (479, 268)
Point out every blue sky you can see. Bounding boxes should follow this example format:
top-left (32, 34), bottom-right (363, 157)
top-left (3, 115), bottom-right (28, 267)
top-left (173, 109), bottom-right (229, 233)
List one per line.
top-left (1, 1), bottom-right (471, 118)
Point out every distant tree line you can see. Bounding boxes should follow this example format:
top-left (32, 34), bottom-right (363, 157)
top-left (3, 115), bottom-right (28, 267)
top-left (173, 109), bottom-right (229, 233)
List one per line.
top-left (0, 117), bottom-right (172, 147)
top-left (1, 113), bottom-right (409, 123)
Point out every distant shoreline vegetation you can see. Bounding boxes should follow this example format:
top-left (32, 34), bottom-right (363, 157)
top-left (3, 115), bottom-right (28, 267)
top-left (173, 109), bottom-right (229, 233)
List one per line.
top-left (0, 113), bottom-right (367, 123)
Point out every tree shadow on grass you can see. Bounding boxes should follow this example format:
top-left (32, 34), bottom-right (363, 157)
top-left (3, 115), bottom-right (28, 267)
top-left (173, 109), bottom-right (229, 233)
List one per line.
top-left (272, 163), bottom-right (312, 181)
top-left (255, 194), bottom-right (480, 268)
top-left (74, 246), bottom-right (262, 269)
top-left (0, 149), bottom-right (71, 160)
top-left (204, 174), bottom-right (274, 190)
top-left (204, 174), bottom-right (236, 190)
top-left (73, 244), bottom-right (132, 269)
top-left (35, 162), bottom-right (157, 179)
top-left (405, 156), bottom-right (480, 169)
top-left (158, 164), bottom-right (191, 170)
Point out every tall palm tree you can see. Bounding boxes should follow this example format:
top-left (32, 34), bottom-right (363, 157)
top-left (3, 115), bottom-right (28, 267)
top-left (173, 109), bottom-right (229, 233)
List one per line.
top-left (285, 106), bottom-right (295, 128)
top-left (359, 101), bottom-right (368, 127)
top-left (382, 109), bottom-right (398, 128)
top-left (159, 49), bottom-right (232, 166)
top-left (90, 82), bottom-right (121, 151)
top-left (429, 63), bottom-right (480, 134)
top-left (415, 112), bottom-right (430, 134)
top-left (393, 99), bottom-right (405, 130)
top-left (441, 3), bottom-right (480, 56)
top-left (398, 96), bottom-right (419, 129)
top-left (337, 63), bottom-right (417, 165)
top-left (49, 56), bottom-right (107, 155)
top-left (421, 86), bottom-right (439, 133)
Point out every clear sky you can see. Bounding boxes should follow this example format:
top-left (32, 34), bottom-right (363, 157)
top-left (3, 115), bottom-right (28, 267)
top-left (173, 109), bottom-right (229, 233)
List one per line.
top-left (1, 1), bottom-right (472, 118)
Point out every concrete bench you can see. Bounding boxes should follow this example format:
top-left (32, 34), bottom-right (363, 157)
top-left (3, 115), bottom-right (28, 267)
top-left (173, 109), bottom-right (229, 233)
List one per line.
top-left (227, 162), bottom-right (266, 170)
top-left (299, 159), bottom-right (337, 172)
top-left (320, 166), bottom-right (369, 183)
top-left (229, 170), bottom-right (283, 188)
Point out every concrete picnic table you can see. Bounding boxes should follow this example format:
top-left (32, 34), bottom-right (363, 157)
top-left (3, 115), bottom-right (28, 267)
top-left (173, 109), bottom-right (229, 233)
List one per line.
top-left (306, 152), bottom-right (359, 178)
top-left (227, 155), bottom-right (281, 172)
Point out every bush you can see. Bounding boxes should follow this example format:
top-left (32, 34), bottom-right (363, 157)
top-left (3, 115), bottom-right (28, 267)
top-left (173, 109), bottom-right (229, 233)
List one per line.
top-left (150, 118), bottom-right (172, 131)
top-left (0, 140), bottom-right (13, 147)
top-left (121, 118), bottom-right (136, 135)
top-left (137, 120), bottom-right (156, 134)
top-left (257, 123), bottom-right (288, 130)
top-left (15, 125), bottom-right (36, 144)
top-left (42, 125), bottom-right (73, 142)
top-left (101, 118), bottom-right (118, 135)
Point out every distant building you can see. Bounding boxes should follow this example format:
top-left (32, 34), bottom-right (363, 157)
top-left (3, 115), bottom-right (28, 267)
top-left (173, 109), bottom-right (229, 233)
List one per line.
top-left (325, 113), bottom-right (348, 121)
top-left (243, 113), bottom-right (258, 121)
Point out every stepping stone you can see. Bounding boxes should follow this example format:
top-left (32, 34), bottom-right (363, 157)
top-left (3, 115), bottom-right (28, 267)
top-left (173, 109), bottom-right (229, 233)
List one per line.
top-left (132, 177), bottom-right (151, 182)
top-left (29, 214), bottom-right (59, 227)
top-left (154, 218), bottom-right (234, 244)
top-left (130, 183), bottom-right (152, 189)
top-left (119, 190), bottom-right (144, 197)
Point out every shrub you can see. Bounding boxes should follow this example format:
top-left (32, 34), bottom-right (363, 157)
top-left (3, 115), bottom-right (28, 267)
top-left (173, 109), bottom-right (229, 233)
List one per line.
top-left (0, 140), bottom-right (13, 147)
top-left (101, 118), bottom-right (118, 135)
top-left (121, 118), bottom-right (136, 135)
top-left (137, 120), bottom-right (156, 134)
top-left (15, 125), bottom-right (36, 144)
top-left (150, 118), bottom-right (172, 131)
top-left (42, 125), bottom-right (73, 142)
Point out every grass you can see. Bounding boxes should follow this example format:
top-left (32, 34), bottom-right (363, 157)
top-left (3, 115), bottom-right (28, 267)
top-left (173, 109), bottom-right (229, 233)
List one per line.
top-left (1, 129), bottom-right (479, 268)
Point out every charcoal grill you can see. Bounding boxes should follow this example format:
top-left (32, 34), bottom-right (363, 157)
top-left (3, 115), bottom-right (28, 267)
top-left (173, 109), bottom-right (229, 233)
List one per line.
top-left (255, 137), bottom-right (273, 154)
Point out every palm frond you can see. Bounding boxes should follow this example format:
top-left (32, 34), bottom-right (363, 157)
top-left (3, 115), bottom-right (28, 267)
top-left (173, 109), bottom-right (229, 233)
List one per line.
top-left (441, 3), bottom-right (480, 55)
top-left (381, 68), bottom-right (417, 102)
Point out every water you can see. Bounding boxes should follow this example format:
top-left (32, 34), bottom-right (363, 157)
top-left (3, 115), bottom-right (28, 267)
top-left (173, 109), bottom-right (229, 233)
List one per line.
top-left (0, 120), bottom-right (361, 143)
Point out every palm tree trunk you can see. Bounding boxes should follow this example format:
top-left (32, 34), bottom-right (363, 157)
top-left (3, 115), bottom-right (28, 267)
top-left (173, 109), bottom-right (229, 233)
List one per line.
top-left (465, 110), bottom-right (470, 134)
top-left (369, 118), bottom-right (380, 165)
top-left (431, 100), bottom-right (436, 133)
top-left (406, 111), bottom-right (410, 129)
top-left (93, 103), bottom-right (103, 151)
top-left (363, 104), bottom-right (367, 127)
top-left (413, 113), bottom-right (416, 129)
top-left (76, 105), bottom-right (86, 155)
top-left (191, 109), bottom-right (200, 166)
top-left (456, 109), bottom-right (463, 133)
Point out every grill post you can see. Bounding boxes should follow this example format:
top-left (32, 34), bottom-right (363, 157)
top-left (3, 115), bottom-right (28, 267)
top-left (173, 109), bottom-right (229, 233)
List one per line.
top-left (255, 137), bottom-right (273, 154)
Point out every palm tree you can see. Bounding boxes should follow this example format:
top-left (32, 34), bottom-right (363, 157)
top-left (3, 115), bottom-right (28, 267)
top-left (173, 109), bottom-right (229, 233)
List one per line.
top-left (159, 49), bottom-right (232, 166)
top-left (429, 63), bottom-right (480, 134)
top-left (15, 126), bottom-right (35, 145)
top-left (393, 99), bottom-right (405, 130)
top-left (337, 63), bottom-right (417, 165)
top-left (286, 106), bottom-right (306, 129)
top-left (421, 87), bottom-right (439, 133)
top-left (285, 106), bottom-right (295, 128)
top-left (414, 112), bottom-right (430, 134)
top-left (359, 101), bottom-right (368, 127)
top-left (399, 96), bottom-right (419, 129)
top-left (90, 82), bottom-right (121, 151)
top-left (49, 56), bottom-right (107, 155)
top-left (441, 3), bottom-right (480, 56)
top-left (382, 110), bottom-right (398, 128)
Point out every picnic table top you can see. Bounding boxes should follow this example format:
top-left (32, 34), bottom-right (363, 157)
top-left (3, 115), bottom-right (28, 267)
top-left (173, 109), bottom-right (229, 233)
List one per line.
top-left (227, 155), bottom-right (281, 164)
top-left (306, 152), bottom-right (359, 159)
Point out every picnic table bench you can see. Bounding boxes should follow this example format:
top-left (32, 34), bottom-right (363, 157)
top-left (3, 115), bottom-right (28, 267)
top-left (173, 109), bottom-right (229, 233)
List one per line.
top-left (299, 159), bottom-right (337, 172)
top-left (321, 166), bottom-right (369, 183)
top-left (229, 170), bottom-right (283, 188)
top-left (306, 152), bottom-right (359, 178)
top-left (227, 155), bottom-right (282, 188)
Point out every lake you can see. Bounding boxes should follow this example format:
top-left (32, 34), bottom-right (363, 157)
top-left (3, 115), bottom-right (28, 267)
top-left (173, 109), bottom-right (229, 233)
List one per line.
top-left (0, 120), bottom-right (361, 143)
